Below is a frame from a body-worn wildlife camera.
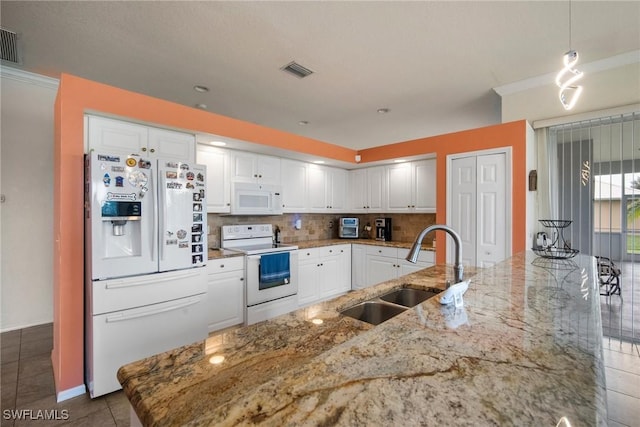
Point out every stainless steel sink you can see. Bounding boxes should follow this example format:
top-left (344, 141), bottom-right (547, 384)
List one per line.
top-left (340, 301), bottom-right (407, 325)
top-left (379, 288), bottom-right (442, 307)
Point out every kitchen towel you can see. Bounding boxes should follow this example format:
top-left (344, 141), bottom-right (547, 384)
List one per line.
top-left (259, 252), bottom-right (290, 288)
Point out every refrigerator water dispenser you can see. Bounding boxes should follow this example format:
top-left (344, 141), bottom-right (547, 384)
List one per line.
top-left (101, 201), bottom-right (143, 256)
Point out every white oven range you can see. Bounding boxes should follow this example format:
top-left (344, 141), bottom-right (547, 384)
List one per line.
top-left (221, 224), bottom-right (299, 325)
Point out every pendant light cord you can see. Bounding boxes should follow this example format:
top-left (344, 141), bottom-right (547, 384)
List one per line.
top-left (569, 0), bottom-right (572, 51)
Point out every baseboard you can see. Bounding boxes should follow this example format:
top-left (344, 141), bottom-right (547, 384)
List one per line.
top-left (56, 384), bottom-right (86, 402)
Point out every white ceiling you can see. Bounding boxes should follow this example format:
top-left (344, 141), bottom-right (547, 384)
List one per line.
top-left (2, 1), bottom-right (639, 151)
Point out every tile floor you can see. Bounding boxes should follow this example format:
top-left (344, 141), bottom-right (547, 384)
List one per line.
top-left (1, 324), bottom-right (128, 427)
top-left (1, 323), bottom-right (639, 426)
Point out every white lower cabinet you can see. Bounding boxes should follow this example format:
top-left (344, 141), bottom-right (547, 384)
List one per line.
top-left (298, 245), bottom-right (351, 307)
top-left (362, 245), bottom-right (435, 288)
top-left (351, 244), bottom-right (368, 290)
top-left (206, 257), bottom-right (245, 333)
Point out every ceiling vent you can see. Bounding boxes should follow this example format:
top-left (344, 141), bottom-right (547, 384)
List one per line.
top-left (1, 27), bottom-right (21, 64)
top-left (281, 61), bottom-right (314, 79)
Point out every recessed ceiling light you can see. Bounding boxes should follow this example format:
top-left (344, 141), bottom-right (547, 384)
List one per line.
top-left (195, 103), bottom-right (208, 110)
top-left (194, 85), bottom-right (209, 93)
top-left (377, 108), bottom-right (390, 114)
top-left (298, 121), bottom-right (309, 126)
top-left (394, 159), bottom-right (407, 163)
top-left (313, 160), bottom-right (325, 164)
top-left (210, 141), bottom-right (227, 147)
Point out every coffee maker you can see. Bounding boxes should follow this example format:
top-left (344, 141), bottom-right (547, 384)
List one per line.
top-left (375, 218), bottom-right (392, 241)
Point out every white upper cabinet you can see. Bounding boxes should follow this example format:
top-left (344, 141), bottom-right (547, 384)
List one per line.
top-left (385, 162), bottom-right (413, 211)
top-left (148, 127), bottom-right (196, 162)
top-left (412, 158), bottom-right (436, 212)
top-left (87, 115), bottom-right (195, 162)
top-left (196, 145), bottom-right (230, 213)
top-left (230, 151), bottom-right (281, 185)
top-left (308, 165), bottom-right (348, 212)
top-left (383, 158), bottom-right (436, 213)
top-left (327, 168), bottom-right (348, 212)
top-left (281, 159), bottom-right (308, 212)
top-left (349, 167), bottom-right (384, 212)
top-left (307, 164), bottom-right (328, 211)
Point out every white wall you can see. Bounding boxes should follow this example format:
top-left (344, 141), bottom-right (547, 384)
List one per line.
top-left (1, 68), bottom-right (58, 331)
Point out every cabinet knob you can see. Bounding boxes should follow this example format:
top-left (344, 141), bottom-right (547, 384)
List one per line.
top-left (240, 277), bottom-right (244, 281)
top-left (150, 148), bottom-right (155, 153)
top-left (220, 264), bottom-right (224, 268)
top-left (408, 205), bottom-right (411, 208)
top-left (141, 147), bottom-right (147, 152)
top-left (258, 174), bottom-right (262, 178)
top-left (254, 174), bottom-right (258, 177)
top-left (226, 203), bottom-right (231, 206)
top-left (329, 249), bottom-right (333, 253)
top-left (412, 205), bottom-right (415, 208)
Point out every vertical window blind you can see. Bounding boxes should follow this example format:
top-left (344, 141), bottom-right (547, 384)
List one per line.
top-left (547, 111), bottom-right (639, 345)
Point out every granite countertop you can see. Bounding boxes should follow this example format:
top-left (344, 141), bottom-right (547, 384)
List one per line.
top-left (209, 238), bottom-right (435, 260)
top-left (119, 252), bottom-right (607, 426)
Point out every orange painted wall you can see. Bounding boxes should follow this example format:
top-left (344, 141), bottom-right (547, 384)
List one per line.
top-left (358, 120), bottom-right (527, 263)
top-left (53, 73), bottom-right (527, 395)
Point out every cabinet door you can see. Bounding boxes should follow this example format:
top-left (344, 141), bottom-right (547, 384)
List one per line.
top-left (348, 169), bottom-right (368, 212)
top-left (413, 158), bottom-right (436, 212)
top-left (366, 255), bottom-right (398, 287)
top-left (297, 249), bottom-right (320, 307)
top-left (307, 165), bottom-right (328, 211)
top-left (281, 159), bottom-right (307, 212)
top-left (206, 269), bottom-right (244, 333)
top-left (256, 155), bottom-right (281, 185)
top-left (386, 163), bottom-right (413, 211)
top-left (328, 168), bottom-right (348, 212)
top-left (336, 245), bottom-right (352, 293)
top-left (230, 152), bottom-right (257, 183)
top-left (367, 167), bottom-right (385, 212)
top-left (319, 245), bottom-right (351, 297)
top-left (148, 128), bottom-right (195, 162)
top-left (197, 145), bottom-right (230, 213)
top-left (351, 244), bottom-right (368, 290)
top-left (87, 115), bottom-right (147, 156)
top-left (319, 255), bottom-right (340, 297)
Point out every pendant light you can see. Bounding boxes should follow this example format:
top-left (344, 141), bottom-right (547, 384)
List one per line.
top-left (555, 0), bottom-right (583, 110)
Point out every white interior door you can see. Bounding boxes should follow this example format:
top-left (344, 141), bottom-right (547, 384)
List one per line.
top-left (448, 150), bottom-right (509, 268)
top-left (450, 156), bottom-right (477, 267)
top-left (476, 153), bottom-right (506, 267)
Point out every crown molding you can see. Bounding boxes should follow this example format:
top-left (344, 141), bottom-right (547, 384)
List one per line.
top-left (0, 65), bottom-right (59, 89)
top-left (493, 49), bottom-right (640, 97)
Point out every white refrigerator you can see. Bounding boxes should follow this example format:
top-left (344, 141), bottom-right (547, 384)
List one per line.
top-left (85, 152), bottom-right (208, 398)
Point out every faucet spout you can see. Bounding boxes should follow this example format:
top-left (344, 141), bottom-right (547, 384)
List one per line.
top-left (406, 224), bottom-right (464, 283)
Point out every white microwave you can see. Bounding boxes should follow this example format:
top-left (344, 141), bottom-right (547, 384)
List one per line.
top-left (230, 182), bottom-right (283, 215)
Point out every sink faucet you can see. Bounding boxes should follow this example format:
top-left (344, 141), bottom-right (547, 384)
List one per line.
top-left (406, 224), bottom-right (464, 283)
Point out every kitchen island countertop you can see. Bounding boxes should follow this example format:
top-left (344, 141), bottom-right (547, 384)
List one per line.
top-left (119, 252), bottom-right (607, 426)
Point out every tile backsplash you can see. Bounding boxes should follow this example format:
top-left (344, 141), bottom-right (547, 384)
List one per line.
top-left (207, 213), bottom-right (436, 249)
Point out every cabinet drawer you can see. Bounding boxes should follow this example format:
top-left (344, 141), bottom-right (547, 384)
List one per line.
top-left (319, 245), bottom-right (349, 257)
top-left (208, 256), bottom-right (244, 273)
top-left (299, 248), bottom-right (320, 260)
top-left (365, 245), bottom-right (398, 258)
